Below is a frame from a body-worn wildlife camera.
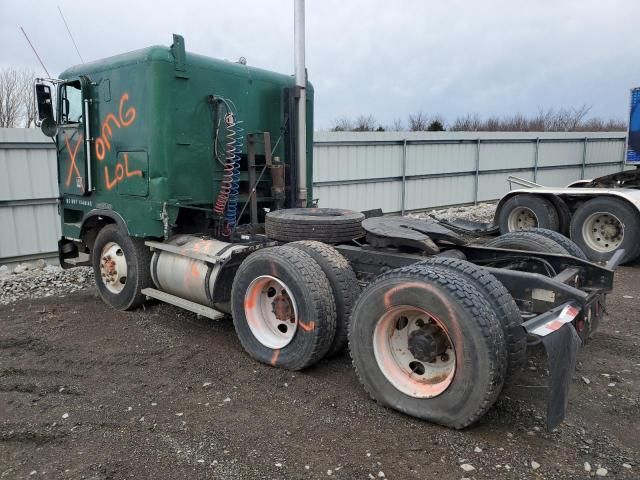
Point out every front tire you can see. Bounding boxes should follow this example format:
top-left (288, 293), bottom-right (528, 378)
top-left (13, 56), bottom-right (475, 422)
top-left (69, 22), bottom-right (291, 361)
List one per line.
top-left (92, 224), bottom-right (152, 310)
top-left (349, 264), bottom-right (506, 429)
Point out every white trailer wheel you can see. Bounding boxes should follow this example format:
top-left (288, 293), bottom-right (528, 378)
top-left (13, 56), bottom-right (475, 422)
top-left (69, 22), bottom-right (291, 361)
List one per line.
top-left (581, 212), bottom-right (624, 253)
top-left (507, 207), bottom-right (538, 231)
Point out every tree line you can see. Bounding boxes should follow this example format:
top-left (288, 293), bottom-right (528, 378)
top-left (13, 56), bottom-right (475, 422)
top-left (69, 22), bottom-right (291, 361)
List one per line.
top-left (0, 67), bottom-right (37, 128)
top-left (330, 106), bottom-right (627, 132)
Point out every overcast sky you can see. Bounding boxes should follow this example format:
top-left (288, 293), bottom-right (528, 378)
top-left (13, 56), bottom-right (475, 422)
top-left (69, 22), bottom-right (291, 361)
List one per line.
top-left (1, 0), bottom-right (639, 129)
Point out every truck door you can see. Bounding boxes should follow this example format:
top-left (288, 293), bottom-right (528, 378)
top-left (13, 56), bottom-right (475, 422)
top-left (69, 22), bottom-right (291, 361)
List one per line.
top-left (58, 78), bottom-right (91, 195)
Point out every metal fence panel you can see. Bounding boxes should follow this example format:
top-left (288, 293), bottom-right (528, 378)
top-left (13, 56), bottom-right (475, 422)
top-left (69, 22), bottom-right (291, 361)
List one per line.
top-left (313, 131), bottom-right (627, 213)
top-left (0, 129), bottom-right (58, 263)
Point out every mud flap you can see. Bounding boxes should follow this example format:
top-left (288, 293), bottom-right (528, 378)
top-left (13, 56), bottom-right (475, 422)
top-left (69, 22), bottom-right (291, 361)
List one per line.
top-left (541, 324), bottom-right (580, 431)
top-left (522, 301), bottom-right (582, 431)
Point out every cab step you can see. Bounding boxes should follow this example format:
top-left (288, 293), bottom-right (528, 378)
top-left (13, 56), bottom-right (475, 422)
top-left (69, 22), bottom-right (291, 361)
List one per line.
top-left (141, 288), bottom-right (226, 321)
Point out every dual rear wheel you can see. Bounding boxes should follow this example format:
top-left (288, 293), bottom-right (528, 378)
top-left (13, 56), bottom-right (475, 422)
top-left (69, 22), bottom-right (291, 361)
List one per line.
top-left (232, 245), bottom-right (514, 429)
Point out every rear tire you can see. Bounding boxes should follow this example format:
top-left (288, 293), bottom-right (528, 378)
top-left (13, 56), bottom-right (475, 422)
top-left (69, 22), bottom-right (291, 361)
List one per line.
top-left (288, 241), bottom-right (360, 358)
top-left (485, 231), bottom-right (569, 255)
top-left (231, 246), bottom-right (337, 370)
top-left (349, 264), bottom-right (506, 429)
top-left (570, 197), bottom-right (640, 264)
top-left (524, 228), bottom-right (587, 260)
top-left (498, 194), bottom-right (559, 234)
top-left (92, 224), bottom-right (152, 310)
top-left (418, 257), bottom-right (526, 375)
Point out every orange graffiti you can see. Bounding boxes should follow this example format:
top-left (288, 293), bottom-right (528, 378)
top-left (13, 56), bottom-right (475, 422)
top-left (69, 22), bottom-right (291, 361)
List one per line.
top-left (104, 153), bottom-right (142, 190)
top-left (270, 349), bottom-right (280, 366)
top-left (298, 320), bottom-right (315, 332)
top-left (95, 93), bottom-right (137, 161)
top-left (64, 133), bottom-right (84, 188)
top-left (119, 93), bottom-right (136, 126)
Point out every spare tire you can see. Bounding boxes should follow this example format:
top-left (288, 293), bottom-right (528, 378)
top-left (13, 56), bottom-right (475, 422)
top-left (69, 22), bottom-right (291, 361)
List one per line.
top-left (266, 208), bottom-right (365, 243)
top-left (485, 231), bottom-right (569, 255)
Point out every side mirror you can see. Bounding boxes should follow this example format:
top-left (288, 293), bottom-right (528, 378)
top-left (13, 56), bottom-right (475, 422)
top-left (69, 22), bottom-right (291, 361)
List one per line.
top-left (35, 83), bottom-right (57, 137)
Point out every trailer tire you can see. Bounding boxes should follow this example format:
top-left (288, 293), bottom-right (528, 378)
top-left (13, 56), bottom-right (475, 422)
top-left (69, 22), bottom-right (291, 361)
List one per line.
top-left (349, 264), bottom-right (506, 429)
top-left (265, 208), bottom-right (365, 243)
top-left (418, 257), bottom-right (526, 375)
top-left (485, 231), bottom-right (569, 255)
top-left (92, 224), bottom-right (152, 310)
top-left (570, 197), bottom-right (640, 264)
top-left (524, 228), bottom-right (588, 260)
top-left (288, 241), bottom-right (360, 358)
top-left (498, 194), bottom-right (560, 234)
top-left (231, 246), bottom-right (337, 370)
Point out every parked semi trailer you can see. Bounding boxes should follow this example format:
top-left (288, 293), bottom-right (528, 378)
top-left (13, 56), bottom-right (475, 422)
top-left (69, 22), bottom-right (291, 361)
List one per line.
top-left (495, 89), bottom-right (640, 264)
top-left (34, 3), bottom-right (618, 430)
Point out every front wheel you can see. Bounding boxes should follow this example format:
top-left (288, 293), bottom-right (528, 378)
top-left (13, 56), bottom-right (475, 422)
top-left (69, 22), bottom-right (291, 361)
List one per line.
top-left (349, 264), bottom-right (506, 429)
top-left (92, 224), bottom-right (152, 310)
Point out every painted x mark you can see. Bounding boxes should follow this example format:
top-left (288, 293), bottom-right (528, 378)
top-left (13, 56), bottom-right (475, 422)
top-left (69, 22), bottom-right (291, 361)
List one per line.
top-left (64, 133), bottom-right (84, 189)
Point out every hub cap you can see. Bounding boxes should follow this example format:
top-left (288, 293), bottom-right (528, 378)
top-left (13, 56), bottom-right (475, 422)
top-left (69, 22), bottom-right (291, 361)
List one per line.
top-left (507, 207), bottom-right (538, 231)
top-left (582, 212), bottom-right (624, 252)
top-left (99, 242), bottom-right (127, 294)
top-left (244, 275), bottom-right (298, 349)
top-left (373, 306), bottom-right (456, 398)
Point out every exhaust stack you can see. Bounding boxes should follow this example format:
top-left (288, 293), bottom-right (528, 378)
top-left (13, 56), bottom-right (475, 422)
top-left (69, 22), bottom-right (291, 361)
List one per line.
top-left (294, 0), bottom-right (307, 206)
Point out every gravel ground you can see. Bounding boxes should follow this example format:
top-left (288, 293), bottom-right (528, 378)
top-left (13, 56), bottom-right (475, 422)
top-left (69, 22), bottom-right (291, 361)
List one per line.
top-left (0, 204), bottom-right (638, 479)
top-left (0, 264), bottom-right (93, 305)
top-left (1, 263), bottom-right (639, 479)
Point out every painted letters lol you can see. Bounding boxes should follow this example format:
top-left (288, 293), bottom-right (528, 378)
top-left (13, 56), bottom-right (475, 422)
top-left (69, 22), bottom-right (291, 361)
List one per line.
top-left (95, 93), bottom-right (139, 190)
top-left (104, 153), bottom-right (142, 190)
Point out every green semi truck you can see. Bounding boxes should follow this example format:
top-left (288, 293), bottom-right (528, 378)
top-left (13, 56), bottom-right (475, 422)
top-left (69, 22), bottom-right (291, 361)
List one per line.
top-left (34, 9), bottom-right (619, 430)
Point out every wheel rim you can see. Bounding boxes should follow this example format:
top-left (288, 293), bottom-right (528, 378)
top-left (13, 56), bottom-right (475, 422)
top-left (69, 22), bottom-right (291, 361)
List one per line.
top-left (99, 242), bottom-right (128, 294)
top-left (507, 207), bottom-right (538, 231)
top-left (244, 275), bottom-right (299, 349)
top-left (373, 306), bottom-right (456, 398)
top-left (582, 211), bottom-right (624, 252)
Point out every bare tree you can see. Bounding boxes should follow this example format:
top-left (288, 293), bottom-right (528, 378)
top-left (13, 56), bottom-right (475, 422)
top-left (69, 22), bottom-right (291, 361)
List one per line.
top-left (331, 116), bottom-right (353, 132)
top-left (388, 118), bottom-right (404, 131)
top-left (408, 111), bottom-right (430, 131)
top-left (0, 67), bottom-right (37, 128)
top-left (0, 68), bottom-right (23, 127)
top-left (450, 113), bottom-right (482, 131)
top-left (20, 69), bottom-right (36, 127)
top-left (353, 114), bottom-right (377, 132)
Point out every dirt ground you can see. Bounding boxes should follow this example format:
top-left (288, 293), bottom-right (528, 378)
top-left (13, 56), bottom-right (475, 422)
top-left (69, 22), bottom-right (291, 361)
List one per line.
top-left (1, 266), bottom-right (639, 480)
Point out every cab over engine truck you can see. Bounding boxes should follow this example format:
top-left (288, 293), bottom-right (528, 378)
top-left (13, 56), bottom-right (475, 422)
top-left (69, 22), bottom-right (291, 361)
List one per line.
top-left (494, 90), bottom-right (640, 265)
top-left (35, 23), bottom-right (619, 430)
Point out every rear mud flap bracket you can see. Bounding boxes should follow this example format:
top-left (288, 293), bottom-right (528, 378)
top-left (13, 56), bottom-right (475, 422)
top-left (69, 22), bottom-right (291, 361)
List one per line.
top-left (541, 323), bottom-right (580, 431)
top-left (523, 301), bottom-right (582, 431)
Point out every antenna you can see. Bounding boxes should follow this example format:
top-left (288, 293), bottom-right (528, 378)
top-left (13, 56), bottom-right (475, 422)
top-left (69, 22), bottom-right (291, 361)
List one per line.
top-left (57, 6), bottom-right (84, 64)
top-left (19, 26), bottom-right (51, 77)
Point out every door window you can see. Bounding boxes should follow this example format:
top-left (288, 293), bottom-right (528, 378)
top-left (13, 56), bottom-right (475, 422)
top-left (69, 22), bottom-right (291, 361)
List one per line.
top-left (60, 81), bottom-right (83, 124)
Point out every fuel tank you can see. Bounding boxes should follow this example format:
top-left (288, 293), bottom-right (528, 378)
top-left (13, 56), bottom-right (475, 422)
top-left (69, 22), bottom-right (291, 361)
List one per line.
top-left (150, 235), bottom-right (246, 307)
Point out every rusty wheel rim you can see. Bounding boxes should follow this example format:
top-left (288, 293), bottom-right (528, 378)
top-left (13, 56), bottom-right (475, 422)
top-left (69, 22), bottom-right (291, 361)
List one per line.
top-left (244, 275), bottom-right (299, 349)
top-left (99, 242), bottom-right (128, 294)
top-left (373, 306), bottom-right (456, 398)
